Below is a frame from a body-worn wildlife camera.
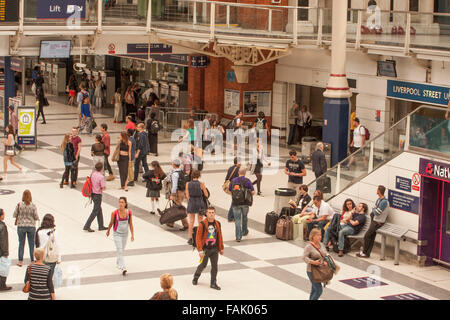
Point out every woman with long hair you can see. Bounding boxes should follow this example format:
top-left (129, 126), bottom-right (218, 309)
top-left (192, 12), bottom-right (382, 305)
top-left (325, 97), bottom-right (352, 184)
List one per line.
top-left (114, 132), bottom-right (132, 191)
top-left (150, 273), bottom-right (178, 300)
top-left (252, 137), bottom-right (271, 196)
top-left (113, 88), bottom-right (122, 123)
top-left (341, 199), bottom-right (356, 222)
top-left (91, 134), bottom-right (105, 168)
top-left (3, 124), bottom-right (22, 176)
top-left (60, 133), bottom-right (75, 188)
top-left (143, 161), bottom-right (166, 215)
top-left (14, 189), bottom-right (39, 267)
top-left (186, 170), bottom-right (209, 245)
top-left (106, 197), bottom-right (134, 276)
top-left (124, 86), bottom-right (135, 116)
top-left (35, 214), bottom-right (61, 274)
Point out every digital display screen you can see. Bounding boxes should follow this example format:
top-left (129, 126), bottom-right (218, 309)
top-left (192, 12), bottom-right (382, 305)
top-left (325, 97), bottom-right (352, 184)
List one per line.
top-left (40, 40), bottom-right (71, 59)
top-left (378, 60), bottom-right (397, 78)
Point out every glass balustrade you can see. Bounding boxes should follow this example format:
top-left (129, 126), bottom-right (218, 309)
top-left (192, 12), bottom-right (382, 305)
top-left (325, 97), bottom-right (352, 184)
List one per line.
top-left (408, 12), bottom-right (450, 51)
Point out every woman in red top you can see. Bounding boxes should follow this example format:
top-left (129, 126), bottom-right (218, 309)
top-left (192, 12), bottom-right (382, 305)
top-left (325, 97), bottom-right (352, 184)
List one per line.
top-left (125, 116), bottom-right (135, 131)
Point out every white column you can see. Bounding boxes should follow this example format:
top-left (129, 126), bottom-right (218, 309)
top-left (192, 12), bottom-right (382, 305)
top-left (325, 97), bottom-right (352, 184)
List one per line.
top-left (393, 0), bottom-right (408, 26)
top-left (419, 0), bottom-right (434, 25)
top-left (323, 0), bottom-right (352, 99)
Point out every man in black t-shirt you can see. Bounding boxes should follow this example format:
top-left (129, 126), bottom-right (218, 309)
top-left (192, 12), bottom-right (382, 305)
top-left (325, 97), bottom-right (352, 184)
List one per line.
top-left (284, 150), bottom-right (307, 198)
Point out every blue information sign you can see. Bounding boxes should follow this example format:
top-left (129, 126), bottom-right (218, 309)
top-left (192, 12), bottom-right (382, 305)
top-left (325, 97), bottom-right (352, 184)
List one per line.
top-left (388, 190), bottom-right (419, 214)
top-left (395, 176), bottom-right (411, 192)
top-left (37, 0), bottom-right (86, 20)
top-left (387, 80), bottom-right (450, 106)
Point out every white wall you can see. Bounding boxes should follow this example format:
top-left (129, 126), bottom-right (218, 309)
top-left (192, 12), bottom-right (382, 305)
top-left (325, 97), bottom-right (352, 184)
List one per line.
top-left (272, 81), bottom-right (287, 135)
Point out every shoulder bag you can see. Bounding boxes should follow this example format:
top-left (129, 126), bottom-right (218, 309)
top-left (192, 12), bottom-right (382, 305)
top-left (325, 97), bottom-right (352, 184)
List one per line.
top-left (22, 264), bottom-right (33, 293)
top-left (112, 145), bottom-right (120, 162)
top-left (310, 244), bottom-right (334, 283)
top-left (222, 166), bottom-right (238, 195)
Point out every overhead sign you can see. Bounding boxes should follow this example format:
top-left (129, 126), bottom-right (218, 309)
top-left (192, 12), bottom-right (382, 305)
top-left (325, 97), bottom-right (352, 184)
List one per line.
top-left (419, 158), bottom-right (450, 182)
top-left (0, 0), bottom-right (19, 22)
top-left (37, 0), bottom-right (86, 20)
top-left (10, 57), bottom-right (23, 72)
top-left (395, 176), bottom-right (411, 192)
top-left (17, 106), bottom-right (37, 147)
top-left (190, 56), bottom-right (209, 68)
top-left (127, 43), bottom-right (172, 55)
top-left (388, 190), bottom-right (419, 214)
top-left (387, 80), bottom-right (450, 106)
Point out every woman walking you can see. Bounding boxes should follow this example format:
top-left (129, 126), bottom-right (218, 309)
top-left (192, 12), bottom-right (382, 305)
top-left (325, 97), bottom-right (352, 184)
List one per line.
top-left (303, 228), bottom-right (328, 300)
top-left (23, 248), bottom-right (55, 300)
top-left (143, 161), bottom-right (166, 215)
top-left (14, 190), bottom-right (39, 267)
top-left (91, 134), bottom-right (105, 167)
top-left (3, 124), bottom-right (22, 176)
top-left (252, 137), bottom-right (271, 196)
top-left (114, 132), bottom-right (132, 191)
top-left (35, 214), bottom-right (61, 274)
top-left (79, 96), bottom-right (93, 135)
top-left (186, 170), bottom-right (209, 245)
top-left (36, 87), bottom-right (46, 124)
top-left (113, 88), bottom-right (122, 123)
top-left (106, 197), bottom-right (134, 275)
top-left (94, 79), bottom-right (103, 110)
top-left (60, 133), bottom-right (75, 188)
top-left (150, 273), bottom-right (178, 300)
top-left (67, 75), bottom-right (78, 106)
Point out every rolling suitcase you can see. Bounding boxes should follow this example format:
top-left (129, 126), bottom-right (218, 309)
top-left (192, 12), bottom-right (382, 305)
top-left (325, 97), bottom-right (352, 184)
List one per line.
top-left (265, 211), bottom-right (278, 235)
top-left (276, 215), bottom-right (293, 241)
top-left (280, 207), bottom-right (296, 217)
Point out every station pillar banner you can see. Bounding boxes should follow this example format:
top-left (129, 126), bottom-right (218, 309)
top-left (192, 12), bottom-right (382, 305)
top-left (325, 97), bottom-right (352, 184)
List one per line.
top-left (17, 106), bottom-right (37, 148)
top-left (323, 98), bottom-right (349, 166)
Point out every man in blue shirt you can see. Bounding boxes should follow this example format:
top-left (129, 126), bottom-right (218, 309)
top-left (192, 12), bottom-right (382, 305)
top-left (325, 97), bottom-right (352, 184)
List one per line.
top-left (357, 185), bottom-right (389, 258)
top-left (229, 167), bottom-right (255, 242)
top-left (133, 122), bottom-right (150, 183)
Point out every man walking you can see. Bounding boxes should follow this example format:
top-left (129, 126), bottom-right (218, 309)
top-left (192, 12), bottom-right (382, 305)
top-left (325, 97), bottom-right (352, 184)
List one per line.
top-left (70, 127), bottom-right (82, 188)
top-left (83, 162), bottom-right (108, 232)
top-left (0, 209), bottom-right (11, 291)
top-left (166, 159), bottom-right (189, 230)
top-left (133, 123), bottom-right (150, 183)
top-left (357, 185), bottom-right (389, 258)
top-left (225, 157), bottom-right (241, 222)
top-left (229, 168), bottom-right (255, 242)
top-left (345, 117), bottom-right (366, 169)
top-left (284, 150), bottom-right (307, 198)
top-left (192, 207), bottom-right (224, 290)
top-left (287, 103), bottom-right (299, 145)
top-left (100, 124), bottom-right (115, 181)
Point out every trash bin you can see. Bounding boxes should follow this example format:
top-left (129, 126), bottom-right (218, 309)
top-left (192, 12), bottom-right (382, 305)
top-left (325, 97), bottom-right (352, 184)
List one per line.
top-left (301, 136), bottom-right (318, 164)
top-left (274, 188), bottom-right (297, 214)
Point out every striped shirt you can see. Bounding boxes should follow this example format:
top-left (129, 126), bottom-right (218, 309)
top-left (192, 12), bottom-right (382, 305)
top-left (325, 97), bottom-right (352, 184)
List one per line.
top-left (25, 263), bottom-right (54, 300)
top-left (13, 202), bottom-right (39, 227)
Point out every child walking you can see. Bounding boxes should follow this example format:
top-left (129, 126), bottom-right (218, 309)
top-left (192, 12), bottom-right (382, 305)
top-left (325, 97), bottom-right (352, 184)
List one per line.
top-left (143, 161), bottom-right (167, 215)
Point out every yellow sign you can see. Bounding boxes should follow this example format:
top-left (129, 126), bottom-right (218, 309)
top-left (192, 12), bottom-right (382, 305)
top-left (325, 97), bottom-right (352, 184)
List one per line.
top-left (18, 109), bottom-right (35, 136)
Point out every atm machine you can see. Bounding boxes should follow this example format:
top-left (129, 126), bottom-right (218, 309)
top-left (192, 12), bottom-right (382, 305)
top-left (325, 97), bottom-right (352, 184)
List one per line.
top-left (51, 63), bottom-right (66, 95)
top-left (100, 70), bottom-right (115, 107)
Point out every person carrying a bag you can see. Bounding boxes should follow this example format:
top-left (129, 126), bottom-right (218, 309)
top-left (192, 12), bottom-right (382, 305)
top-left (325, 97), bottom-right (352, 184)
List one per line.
top-left (303, 228), bottom-right (329, 300)
top-left (0, 208), bottom-right (12, 291)
top-left (23, 248), bottom-right (55, 300)
top-left (2, 124), bottom-right (23, 176)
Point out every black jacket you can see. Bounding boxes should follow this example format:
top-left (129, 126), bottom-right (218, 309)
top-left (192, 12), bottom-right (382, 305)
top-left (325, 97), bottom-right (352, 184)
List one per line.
top-left (225, 165), bottom-right (240, 182)
top-left (0, 221), bottom-right (9, 257)
top-left (296, 193), bottom-right (312, 211)
top-left (311, 150), bottom-right (327, 177)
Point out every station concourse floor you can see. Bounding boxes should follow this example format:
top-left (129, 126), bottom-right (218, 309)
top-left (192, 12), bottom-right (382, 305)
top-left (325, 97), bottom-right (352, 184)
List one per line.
top-left (0, 97), bottom-right (449, 300)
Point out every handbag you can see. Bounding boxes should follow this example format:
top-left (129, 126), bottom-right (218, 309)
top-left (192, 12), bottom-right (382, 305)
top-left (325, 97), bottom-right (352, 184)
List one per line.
top-left (159, 201), bottom-right (187, 225)
top-left (310, 244), bottom-right (334, 283)
top-left (22, 264), bottom-right (33, 293)
top-left (112, 146), bottom-right (120, 162)
top-left (6, 145), bottom-right (15, 156)
top-left (92, 119), bottom-right (97, 130)
top-left (222, 166), bottom-right (238, 195)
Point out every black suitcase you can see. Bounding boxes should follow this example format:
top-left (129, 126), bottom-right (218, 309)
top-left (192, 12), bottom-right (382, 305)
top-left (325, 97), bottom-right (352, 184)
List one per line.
top-left (317, 176), bottom-right (331, 193)
top-left (265, 211), bottom-right (278, 235)
top-left (280, 207), bottom-right (296, 217)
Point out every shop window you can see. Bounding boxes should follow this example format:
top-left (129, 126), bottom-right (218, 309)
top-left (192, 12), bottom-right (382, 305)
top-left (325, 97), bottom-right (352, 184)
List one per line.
top-left (409, 0), bottom-right (419, 12)
top-left (298, 0), bottom-right (309, 21)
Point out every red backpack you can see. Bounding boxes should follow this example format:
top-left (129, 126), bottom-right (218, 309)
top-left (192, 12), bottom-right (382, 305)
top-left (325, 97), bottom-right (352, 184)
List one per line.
top-left (360, 126), bottom-right (370, 141)
top-left (82, 176), bottom-right (93, 197)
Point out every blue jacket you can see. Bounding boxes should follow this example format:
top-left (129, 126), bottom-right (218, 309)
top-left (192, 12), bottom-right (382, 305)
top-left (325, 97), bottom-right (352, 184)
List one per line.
top-left (136, 131), bottom-right (150, 155)
top-left (129, 136), bottom-right (136, 161)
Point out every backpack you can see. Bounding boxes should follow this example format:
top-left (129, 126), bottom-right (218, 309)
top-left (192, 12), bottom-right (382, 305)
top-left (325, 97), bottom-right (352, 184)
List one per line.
top-left (174, 170), bottom-right (186, 191)
top-left (82, 176), bottom-right (93, 197)
top-left (360, 126), bottom-right (370, 141)
top-left (255, 118), bottom-right (265, 131)
top-left (150, 120), bottom-right (160, 134)
top-left (43, 230), bottom-right (59, 263)
top-left (231, 179), bottom-right (252, 206)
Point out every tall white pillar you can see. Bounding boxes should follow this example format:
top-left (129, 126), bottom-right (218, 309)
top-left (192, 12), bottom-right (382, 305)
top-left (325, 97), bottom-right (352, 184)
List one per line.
top-left (324, 0), bottom-right (351, 99)
top-left (393, 0), bottom-right (408, 26)
top-left (419, 0), bottom-right (434, 25)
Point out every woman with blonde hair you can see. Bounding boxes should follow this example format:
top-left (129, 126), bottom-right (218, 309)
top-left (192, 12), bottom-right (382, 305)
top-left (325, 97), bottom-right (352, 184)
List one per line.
top-left (60, 133), bottom-right (75, 188)
top-left (303, 227), bottom-right (328, 300)
top-left (24, 248), bottom-right (55, 300)
top-left (150, 273), bottom-right (178, 300)
top-left (14, 189), bottom-right (39, 267)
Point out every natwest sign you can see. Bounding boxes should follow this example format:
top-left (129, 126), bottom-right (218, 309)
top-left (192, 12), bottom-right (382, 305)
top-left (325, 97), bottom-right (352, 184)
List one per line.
top-left (419, 158), bottom-right (450, 182)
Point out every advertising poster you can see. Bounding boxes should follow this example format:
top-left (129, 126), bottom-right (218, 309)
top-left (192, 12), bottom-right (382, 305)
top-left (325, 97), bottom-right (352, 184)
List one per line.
top-left (224, 89), bottom-right (240, 116)
top-left (18, 107), bottom-right (37, 147)
top-left (243, 91), bottom-right (271, 117)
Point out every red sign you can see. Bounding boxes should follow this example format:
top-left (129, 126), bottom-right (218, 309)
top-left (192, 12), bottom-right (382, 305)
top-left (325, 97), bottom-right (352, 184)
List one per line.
top-left (108, 43), bottom-right (115, 54)
top-left (412, 173), bottom-right (420, 191)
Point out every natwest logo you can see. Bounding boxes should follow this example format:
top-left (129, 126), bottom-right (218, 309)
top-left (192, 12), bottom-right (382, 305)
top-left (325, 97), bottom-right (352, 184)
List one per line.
top-left (425, 163), bottom-right (433, 175)
top-left (420, 158), bottom-right (450, 182)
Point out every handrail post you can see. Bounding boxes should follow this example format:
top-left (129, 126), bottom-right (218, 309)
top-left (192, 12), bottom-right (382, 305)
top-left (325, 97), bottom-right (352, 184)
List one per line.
top-left (19, 0), bottom-right (24, 33)
top-left (355, 9), bottom-right (362, 49)
top-left (336, 163), bottom-right (341, 194)
top-left (146, 0), bottom-right (152, 33)
top-left (293, 7), bottom-right (298, 45)
top-left (268, 9), bottom-right (272, 32)
top-left (405, 114), bottom-right (411, 151)
top-left (210, 2), bottom-right (216, 40)
top-left (317, 8), bottom-right (323, 46)
top-left (193, 1), bottom-right (197, 25)
top-left (404, 12), bottom-right (411, 54)
top-left (98, 0), bottom-right (103, 32)
top-left (226, 5), bottom-right (230, 28)
top-left (368, 141), bottom-right (374, 173)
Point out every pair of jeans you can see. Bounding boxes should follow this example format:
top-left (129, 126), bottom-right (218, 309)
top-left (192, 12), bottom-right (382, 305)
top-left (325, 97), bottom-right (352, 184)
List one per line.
top-left (44, 262), bottom-right (56, 275)
top-left (134, 154), bottom-right (149, 181)
top-left (227, 204), bottom-right (234, 221)
top-left (70, 158), bottom-right (80, 183)
top-left (287, 124), bottom-right (297, 145)
top-left (113, 232), bottom-right (128, 270)
top-left (84, 193), bottom-right (104, 229)
top-left (307, 220), bottom-right (329, 238)
top-left (17, 226), bottom-right (36, 262)
top-left (104, 154), bottom-right (113, 175)
top-left (363, 220), bottom-right (383, 256)
top-left (194, 247), bottom-right (219, 284)
top-left (323, 224), bottom-right (355, 251)
top-left (232, 205), bottom-right (249, 240)
top-left (307, 271), bottom-right (323, 300)
top-left (61, 165), bottom-right (72, 184)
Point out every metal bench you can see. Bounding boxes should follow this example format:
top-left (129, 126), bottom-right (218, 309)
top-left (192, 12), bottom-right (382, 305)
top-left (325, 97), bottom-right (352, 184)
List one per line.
top-left (347, 214), bottom-right (371, 249)
top-left (376, 223), bottom-right (409, 265)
